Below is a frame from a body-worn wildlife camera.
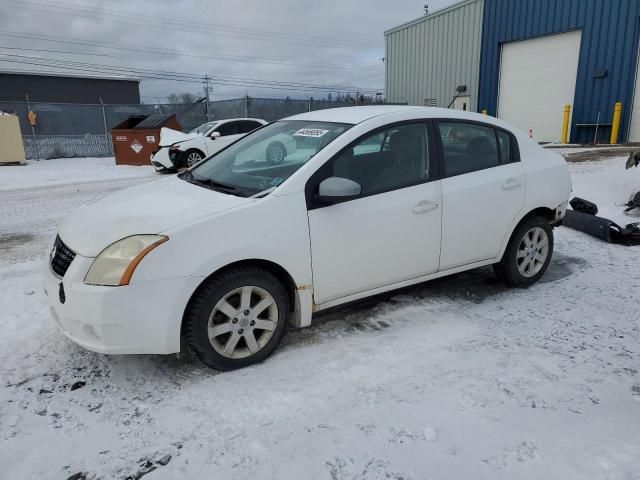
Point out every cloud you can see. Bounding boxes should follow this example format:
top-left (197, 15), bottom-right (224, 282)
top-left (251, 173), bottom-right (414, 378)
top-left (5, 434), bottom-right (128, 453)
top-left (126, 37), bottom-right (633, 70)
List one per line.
top-left (0, 0), bottom-right (456, 100)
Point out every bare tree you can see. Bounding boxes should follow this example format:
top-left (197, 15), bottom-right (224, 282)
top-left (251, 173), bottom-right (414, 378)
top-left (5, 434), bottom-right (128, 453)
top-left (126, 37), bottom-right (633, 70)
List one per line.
top-left (167, 92), bottom-right (199, 104)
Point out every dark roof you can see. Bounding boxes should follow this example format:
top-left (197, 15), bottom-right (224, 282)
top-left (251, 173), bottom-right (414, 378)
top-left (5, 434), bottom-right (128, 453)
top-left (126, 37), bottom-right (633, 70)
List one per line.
top-left (133, 114), bottom-right (176, 129)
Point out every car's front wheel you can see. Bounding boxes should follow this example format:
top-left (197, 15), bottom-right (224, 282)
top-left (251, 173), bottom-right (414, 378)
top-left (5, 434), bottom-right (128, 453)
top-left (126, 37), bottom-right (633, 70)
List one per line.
top-left (184, 149), bottom-right (205, 168)
top-left (183, 267), bottom-right (289, 370)
top-left (493, 216), bottom-right (554, 287)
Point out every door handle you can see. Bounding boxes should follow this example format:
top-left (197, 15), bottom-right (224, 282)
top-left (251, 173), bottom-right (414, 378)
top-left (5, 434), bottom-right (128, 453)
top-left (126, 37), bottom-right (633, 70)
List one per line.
top-left (502, 178), bottom-right (522, 190)
top-left (413, 201), bottom-right (439, 214)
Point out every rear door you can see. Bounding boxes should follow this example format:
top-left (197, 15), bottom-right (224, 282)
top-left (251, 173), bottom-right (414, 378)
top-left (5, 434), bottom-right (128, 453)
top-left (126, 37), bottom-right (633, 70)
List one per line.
top-left (436, 120), bottom-right (525, 270)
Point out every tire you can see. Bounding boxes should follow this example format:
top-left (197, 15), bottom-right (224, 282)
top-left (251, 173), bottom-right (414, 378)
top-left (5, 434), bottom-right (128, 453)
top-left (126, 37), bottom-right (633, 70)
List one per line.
top-left (182, 149), bottom-right (205, 168)
top-left (266, 141), bottom-right (287, 165)
top-left (183, 267), bottom-right (290, 371)
top-left (493, 215), bottom-right (554, 287)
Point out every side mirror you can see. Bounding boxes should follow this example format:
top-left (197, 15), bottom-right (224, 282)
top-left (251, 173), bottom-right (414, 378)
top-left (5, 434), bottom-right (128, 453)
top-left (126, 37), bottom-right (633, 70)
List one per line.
top-left (317, 177), bottom-right (361, 204)
top-left (211, 131), bottom-right (221, 139)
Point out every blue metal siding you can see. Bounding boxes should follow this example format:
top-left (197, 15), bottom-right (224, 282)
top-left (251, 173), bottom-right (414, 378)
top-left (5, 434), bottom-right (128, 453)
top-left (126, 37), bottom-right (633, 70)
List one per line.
top-left (478, 0), bottom-right (640, 143)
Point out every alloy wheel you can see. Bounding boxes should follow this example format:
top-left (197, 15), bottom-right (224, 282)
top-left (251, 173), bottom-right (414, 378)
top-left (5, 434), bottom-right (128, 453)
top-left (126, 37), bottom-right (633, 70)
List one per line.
top-left (207, 286), bottom-right (278, 359)
top-left (186, 152), bottom-right (203, 167)
top-left (516, 226), bottom-right (549, 278)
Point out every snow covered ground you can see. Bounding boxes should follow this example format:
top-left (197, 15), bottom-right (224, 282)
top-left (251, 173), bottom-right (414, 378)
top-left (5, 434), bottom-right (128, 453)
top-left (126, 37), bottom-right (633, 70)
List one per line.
top-left (0, 157), bottom-right (156, 191)
top-left (1, 156), bottom-right (639, 479)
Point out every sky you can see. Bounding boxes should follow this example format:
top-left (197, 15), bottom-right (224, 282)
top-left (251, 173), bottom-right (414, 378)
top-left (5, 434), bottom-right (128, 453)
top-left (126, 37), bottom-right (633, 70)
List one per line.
top-left (0, 0), bottom-right (457, 102)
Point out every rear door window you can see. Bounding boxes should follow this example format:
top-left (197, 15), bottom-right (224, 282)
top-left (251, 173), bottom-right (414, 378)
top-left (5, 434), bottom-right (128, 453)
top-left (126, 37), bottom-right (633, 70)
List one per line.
top-left (438, 122), bottom-right (500, 177)
top-left (238, 121), bottom-right (263, 134)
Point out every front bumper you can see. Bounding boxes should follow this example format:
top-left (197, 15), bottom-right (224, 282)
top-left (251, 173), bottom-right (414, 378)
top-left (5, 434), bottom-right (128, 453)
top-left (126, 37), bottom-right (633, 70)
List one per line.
top-left (150, 147), bottom-right (175, 172)
top-left (43, 253), bottom-right (201, 354)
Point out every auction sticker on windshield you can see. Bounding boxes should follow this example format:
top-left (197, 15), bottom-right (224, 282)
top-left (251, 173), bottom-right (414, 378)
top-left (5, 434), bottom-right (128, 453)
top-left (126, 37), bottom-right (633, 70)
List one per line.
top-left (293, 128), bottom-right (329, 138)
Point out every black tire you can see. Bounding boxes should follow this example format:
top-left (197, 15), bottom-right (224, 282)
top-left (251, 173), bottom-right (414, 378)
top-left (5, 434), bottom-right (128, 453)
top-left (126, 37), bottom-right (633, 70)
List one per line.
top-left (183, 266), bottom-right (290, 371)
top-left (181, 149), bottom-right (205, 169)
top-left (266, 141), bottom-right (287, 165)
top-left (493, 215), bottom-right (554, 287)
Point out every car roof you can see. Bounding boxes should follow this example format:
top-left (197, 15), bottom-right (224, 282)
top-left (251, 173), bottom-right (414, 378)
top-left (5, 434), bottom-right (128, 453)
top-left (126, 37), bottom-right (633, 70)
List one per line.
top-left (283, 105), bottom-right (499, 125)
top-left (282, 106), bottom-right (520, 134)
top-left (215, 118), bottom-right (266, 123)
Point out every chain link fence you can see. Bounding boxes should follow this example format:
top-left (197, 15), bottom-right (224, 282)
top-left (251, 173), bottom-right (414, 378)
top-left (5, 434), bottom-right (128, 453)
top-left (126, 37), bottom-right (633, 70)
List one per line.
top-left (0, 97), bottom-right (401, 159)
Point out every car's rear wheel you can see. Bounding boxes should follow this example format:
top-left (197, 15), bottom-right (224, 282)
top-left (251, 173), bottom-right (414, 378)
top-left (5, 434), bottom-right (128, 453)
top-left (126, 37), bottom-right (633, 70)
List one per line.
top-left (266, 141), bottom-right (287, 165)
top-left (184, 149), bottom-right (205, 168)
top-left (493, 216), bottom-right (554, 287)
top-left (183, 267), bottom-right (289, 370)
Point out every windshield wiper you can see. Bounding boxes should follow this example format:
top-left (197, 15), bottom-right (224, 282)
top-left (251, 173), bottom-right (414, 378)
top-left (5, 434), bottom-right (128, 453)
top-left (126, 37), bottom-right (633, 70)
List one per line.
top-left (184, 171), bottom-right (237, 192)
top-left (249, 187), bottom-right (276, 198)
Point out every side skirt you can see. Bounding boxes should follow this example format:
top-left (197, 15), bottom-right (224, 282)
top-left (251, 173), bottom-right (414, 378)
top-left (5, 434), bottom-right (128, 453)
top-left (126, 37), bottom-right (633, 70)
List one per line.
top-left (312, 258), bottom-right (499, 313)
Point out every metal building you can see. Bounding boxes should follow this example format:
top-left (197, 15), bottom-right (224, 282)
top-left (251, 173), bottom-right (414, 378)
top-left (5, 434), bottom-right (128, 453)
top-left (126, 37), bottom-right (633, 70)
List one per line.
top-left (386, 0), bottom-right (640, 144)
top-left (384, 0), bottom-right (484, 111)
top-left (478, 0), bottom-right (640, 143)
top-left (0, 71), bottom-right (141, 104)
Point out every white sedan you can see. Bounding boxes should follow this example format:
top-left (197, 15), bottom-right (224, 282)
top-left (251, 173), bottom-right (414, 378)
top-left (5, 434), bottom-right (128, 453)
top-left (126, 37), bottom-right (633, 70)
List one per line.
top-left (151, 117), bottom-right (267, 171)
top-left (45, 106), bottom-right (571, 370)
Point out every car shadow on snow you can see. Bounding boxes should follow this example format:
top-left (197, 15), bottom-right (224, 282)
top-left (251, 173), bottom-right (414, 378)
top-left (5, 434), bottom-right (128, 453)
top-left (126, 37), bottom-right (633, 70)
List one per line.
top-left (284, 252), bottom-right (588, 347)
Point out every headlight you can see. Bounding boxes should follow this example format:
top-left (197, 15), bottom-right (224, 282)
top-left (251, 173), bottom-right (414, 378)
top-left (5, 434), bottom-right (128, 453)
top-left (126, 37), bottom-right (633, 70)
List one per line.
top-left (85, 235), bottom-right (168, 286)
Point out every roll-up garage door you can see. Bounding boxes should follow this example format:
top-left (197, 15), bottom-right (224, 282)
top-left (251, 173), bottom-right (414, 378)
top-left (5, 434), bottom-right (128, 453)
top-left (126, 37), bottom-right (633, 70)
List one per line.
top-left (498, 30), bottom-right (582, 143)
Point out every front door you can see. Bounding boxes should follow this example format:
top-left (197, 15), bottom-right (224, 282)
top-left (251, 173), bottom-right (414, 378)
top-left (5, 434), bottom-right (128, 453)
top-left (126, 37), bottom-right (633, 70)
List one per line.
top-left (205, 121), bottom-right (243, 155)
top-left (436, 120), bottom-right (525, 270)
top-left (307, 122), bottom-right (442, 305)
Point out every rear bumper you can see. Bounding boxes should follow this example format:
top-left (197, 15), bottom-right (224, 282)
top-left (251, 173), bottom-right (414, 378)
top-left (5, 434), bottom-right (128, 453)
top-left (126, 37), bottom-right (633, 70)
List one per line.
top-left (43, 254), bottom-right (201, 354)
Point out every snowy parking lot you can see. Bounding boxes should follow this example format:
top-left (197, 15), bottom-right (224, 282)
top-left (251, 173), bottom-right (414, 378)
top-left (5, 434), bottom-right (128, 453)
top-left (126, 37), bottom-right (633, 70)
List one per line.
top-left (1, 154), bottom-right (639, 479)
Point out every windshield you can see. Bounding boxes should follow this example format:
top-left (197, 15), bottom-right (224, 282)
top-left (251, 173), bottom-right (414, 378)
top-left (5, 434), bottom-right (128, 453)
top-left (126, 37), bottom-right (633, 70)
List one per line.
top-left (184, 120), bottom-right (352, 196)
top-left (189, 121), bottom-right (218, 135)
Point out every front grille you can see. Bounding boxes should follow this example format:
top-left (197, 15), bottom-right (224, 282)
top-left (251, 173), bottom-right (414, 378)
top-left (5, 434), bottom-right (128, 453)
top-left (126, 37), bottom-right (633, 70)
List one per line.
top-left (50, 235), bottom-right (76, 278)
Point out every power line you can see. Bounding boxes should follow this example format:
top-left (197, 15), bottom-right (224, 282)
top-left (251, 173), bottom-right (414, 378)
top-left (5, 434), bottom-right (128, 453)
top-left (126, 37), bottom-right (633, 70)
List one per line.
top-left (0, 32), bottom-right (382, 71)
top-left (1, 0), bottom-right (380, 50)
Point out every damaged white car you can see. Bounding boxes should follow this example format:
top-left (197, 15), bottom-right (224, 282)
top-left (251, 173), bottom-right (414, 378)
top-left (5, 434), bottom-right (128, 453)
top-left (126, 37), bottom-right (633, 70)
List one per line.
top-left (45, 106), bottom-right (571, 370)
top-left (151, 118), bottom-right (267, 171)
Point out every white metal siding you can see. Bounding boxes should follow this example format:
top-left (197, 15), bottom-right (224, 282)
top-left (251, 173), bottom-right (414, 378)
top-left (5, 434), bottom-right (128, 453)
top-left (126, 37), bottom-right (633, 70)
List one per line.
top-left (384, 0), bottom-right (484, 110)
top-left (497, 31), bottom-right (582, 143)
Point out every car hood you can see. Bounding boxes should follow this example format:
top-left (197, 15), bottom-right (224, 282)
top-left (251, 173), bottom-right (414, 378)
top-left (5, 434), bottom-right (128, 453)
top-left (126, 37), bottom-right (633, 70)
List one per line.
top-left (158, 127), bottom-right (201, 147)
top-left (58, 175), bottom-right (254, 257)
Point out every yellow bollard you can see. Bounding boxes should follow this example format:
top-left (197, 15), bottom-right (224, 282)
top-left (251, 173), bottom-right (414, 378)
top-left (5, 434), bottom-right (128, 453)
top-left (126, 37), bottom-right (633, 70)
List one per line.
top-left (610, 102), bottom-right (622, 144)
top-left (481, 109), bottom-right (488, 116)
top-left (561, 105), bottom-right (571, 144)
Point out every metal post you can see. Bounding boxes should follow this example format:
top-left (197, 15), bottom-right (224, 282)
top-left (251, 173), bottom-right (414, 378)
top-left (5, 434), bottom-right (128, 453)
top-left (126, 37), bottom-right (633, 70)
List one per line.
top-left (25, 93), bottom-right (38, 160)
top-left (561, 104), bottom-right (571, 144)
top-left (308, 97), bottom-right (311, 112)
top-left (99, 97), bottom-right (111, 155)
top-left (610, 102), bottom-right (622, 144)
top-left (594, 112), bottom-right (601, 144)
top-left (244, 94), bottom-right (249, 118)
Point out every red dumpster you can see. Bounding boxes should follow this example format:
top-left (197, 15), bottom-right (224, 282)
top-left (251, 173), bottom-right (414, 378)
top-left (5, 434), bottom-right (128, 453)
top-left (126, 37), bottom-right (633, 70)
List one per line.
top-left (111, 114), bottom-right (182, 166)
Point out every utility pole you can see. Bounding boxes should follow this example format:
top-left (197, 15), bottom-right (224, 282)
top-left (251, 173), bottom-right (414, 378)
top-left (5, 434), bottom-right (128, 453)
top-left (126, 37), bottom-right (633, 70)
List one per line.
top-left (203, 75), bottom-right (212, 121)
top-left (99, 97), bottom-right (110, 154)
top-left (25, 93), bottom-right (39, 160)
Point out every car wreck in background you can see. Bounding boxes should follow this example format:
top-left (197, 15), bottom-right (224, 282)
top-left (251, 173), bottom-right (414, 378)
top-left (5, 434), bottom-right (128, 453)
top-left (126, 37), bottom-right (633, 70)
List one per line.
top-left (151, 118), bottom-right (267, 171)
